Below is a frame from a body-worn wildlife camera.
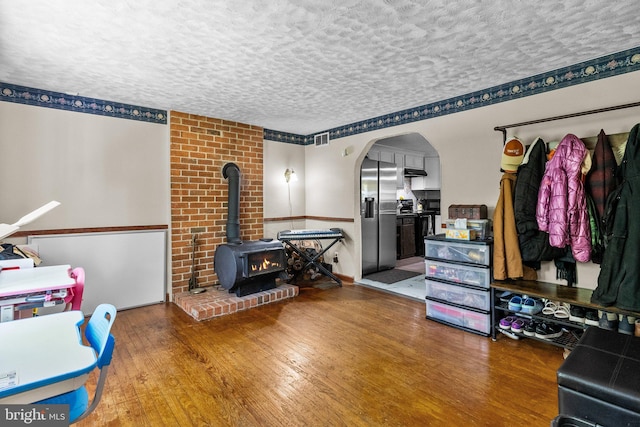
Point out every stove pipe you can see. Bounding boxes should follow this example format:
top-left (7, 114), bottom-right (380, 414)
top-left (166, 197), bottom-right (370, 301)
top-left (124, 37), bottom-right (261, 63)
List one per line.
top-left (222, 162), bottom-right (241, 244)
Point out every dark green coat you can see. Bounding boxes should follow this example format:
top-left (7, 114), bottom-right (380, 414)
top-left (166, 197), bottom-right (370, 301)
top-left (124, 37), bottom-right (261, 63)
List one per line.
top-left (592, 123), bottom-right (640, 311)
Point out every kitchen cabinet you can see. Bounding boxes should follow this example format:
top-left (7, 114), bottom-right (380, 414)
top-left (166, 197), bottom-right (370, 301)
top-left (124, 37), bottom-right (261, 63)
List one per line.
top-left (394, 153), bottom-right (405, 188)
top-left (367, 148), bottom-right (395, 164)
top-left (424, 235), bottom-right (492, 336)
top-left (410, 157), bottom-right (440, 190)
top-left (404, 154), bottom-right (424, 169)
top-left (380, 151), bottom-right (395, 164)
top-left (367, 146), bottom-right (432, 189)
top-left (397, 216), bottom-right (416, 259)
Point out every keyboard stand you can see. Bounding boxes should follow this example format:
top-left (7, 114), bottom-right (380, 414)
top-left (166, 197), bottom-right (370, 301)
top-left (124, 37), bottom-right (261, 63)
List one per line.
top-left (277, 229), bottom-right (343, 287)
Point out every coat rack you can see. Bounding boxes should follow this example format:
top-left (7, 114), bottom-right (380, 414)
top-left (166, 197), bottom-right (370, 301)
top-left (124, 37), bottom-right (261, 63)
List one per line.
top-left (494, 101), bottom-right (640, 143)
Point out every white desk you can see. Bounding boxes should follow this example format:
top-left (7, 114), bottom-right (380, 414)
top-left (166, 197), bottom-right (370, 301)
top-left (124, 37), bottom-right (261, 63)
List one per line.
top-left (0, 310), bottom-right (97, 403)
top-left (0, 265), bottom-right (75, 320)
top-left (0, 264), bottom-right (75, 297)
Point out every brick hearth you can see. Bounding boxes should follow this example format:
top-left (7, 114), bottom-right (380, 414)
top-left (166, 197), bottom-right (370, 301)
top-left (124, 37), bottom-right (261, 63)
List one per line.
top-left (173, 283), bottom-right (299, 321)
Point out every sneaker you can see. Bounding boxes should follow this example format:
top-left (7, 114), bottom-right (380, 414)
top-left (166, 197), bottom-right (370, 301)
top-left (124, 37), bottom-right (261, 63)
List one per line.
top-left (499, 316), bottom-right (517, 330)
top-left (618, 315), bottom-right (636, 335)
top-left (535, 322), bottom-right (563, 340)
top-left (584, 309), bottom-right (599, 326)
top-left (599, 310), bottom-right (618, 330)
top-left (523, 320), bottom-right (537, 337)
top-left (569, 305), bottom-right (586, 323)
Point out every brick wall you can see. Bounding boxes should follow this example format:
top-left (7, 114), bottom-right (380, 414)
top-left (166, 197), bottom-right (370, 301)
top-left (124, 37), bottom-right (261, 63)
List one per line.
top-left (170, 111), bottom-right (264, 294)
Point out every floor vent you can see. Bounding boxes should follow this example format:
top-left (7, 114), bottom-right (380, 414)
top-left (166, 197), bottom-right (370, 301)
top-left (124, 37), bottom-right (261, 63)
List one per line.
top-left (314, 132), bottom-right (329, 147)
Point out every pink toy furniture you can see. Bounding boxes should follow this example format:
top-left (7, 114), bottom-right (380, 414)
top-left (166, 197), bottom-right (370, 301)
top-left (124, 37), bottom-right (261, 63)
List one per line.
top-left (64, 267), bottom-right (85, 311)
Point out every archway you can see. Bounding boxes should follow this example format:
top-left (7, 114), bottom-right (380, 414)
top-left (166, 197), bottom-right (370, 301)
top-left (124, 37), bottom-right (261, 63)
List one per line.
top-left (354, 132), bottom-right (441, 294)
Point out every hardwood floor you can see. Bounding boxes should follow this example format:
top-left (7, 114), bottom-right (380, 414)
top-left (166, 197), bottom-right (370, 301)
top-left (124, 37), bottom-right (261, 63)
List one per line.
top-left (78, 284), bottom-right (564, 426)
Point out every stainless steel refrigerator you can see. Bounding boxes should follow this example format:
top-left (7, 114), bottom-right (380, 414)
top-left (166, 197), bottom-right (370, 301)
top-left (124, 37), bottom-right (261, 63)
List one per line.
top-left (361, 158), bottom-right (397, 275)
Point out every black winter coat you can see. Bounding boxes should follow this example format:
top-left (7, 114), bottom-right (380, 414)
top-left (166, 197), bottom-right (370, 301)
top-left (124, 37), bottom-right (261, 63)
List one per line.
top-left (592, 123), bottom-right (640, 311)
top-left (513, 137), bottom-right (565, 263)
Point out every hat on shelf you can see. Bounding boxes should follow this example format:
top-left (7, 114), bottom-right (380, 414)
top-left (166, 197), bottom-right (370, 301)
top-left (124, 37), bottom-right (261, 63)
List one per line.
top-left (501, 137), bottom-right (525, 173)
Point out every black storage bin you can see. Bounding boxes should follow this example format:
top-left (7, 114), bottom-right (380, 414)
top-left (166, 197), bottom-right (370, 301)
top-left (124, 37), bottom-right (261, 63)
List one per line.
top-left (557, 327), bottom-right (640, 426)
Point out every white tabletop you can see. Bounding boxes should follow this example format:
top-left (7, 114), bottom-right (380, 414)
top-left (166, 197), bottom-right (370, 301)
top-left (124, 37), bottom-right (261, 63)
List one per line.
top-left (0, 264), bottom-right (75, 298)
top-left (0, 310), bottom-right (97, 403)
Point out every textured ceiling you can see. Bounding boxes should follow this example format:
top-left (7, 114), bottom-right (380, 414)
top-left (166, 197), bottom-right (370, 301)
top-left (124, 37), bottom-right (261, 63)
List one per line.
top-left (1, 0), bottom-right (639, 135)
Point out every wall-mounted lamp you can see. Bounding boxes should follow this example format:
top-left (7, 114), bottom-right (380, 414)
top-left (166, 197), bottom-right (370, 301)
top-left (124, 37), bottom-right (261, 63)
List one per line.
top-left (284, 168), bottom-right (297, 183)
top-left (341, 145), bottom-right (354, 157)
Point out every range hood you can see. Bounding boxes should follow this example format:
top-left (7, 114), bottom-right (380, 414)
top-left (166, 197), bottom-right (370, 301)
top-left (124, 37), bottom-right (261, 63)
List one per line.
top-left (404, 168), bottom-right (428, 177)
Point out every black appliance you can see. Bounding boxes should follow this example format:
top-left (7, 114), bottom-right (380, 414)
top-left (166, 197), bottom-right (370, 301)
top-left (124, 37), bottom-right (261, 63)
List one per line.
top-left (399, 199), bottom-right (414, 213)
top-left (422, 198), bottom-right (440, 214)
top-left (213, 163), bottom-right (286, 297)
top-left (416, 196), bottom-right (440, 256)
top-left (404, 168), bottom-right (428, 177)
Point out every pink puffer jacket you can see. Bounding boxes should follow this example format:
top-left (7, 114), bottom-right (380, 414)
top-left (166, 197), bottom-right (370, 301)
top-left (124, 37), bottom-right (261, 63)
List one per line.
top-left (536, 134), bottom-right (591, 262)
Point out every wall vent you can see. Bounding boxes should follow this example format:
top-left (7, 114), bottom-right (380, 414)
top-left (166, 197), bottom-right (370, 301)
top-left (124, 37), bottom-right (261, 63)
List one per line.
top-left (314, 132), bottom-right (329, 147)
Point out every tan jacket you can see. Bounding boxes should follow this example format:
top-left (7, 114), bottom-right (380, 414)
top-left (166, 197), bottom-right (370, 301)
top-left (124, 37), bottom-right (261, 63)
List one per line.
top-left (493, 173), bottom-right (537, 281)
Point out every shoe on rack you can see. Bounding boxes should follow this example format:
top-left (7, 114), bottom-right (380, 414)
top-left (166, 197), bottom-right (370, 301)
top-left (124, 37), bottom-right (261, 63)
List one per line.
top-left (498, 291), bottom-right (513, 303)
top-left (523, 320), bottom-right (537, 337)
top-left (508, 296), bottom-right (523, 312)
top-left (511, 318), bottom-right (526, 334)
top-left (554, 302), bottom-right (571, 319)
top-left (598, 310), bottom-right (618, 330)
top-left (618, 315), bottom-right (636, 335)
top-left (584, 309), bottom-right (599, 326)
top-left (535, 322), bottom-right (563, 340)
top-left (542, 300), bottom-right (558, 315)
top-left (568, 305), bottom-right (586, 323)
top-left (499, 316), bottom-right (517, 330)
top-left (521, 298), bottom-right (543, 315)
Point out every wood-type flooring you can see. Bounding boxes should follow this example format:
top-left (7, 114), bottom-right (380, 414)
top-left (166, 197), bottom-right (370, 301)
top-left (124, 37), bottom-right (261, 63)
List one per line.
top-left (76, 283), bottom-right (564, 426)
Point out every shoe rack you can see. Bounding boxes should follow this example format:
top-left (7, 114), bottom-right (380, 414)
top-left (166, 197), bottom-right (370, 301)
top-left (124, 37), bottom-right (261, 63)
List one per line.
top-left (490, 280), bottom-right (640, 349)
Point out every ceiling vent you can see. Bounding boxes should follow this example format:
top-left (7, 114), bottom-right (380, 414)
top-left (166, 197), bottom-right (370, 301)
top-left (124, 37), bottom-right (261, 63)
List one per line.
top-left (314, 132), bottom-right (329, 147)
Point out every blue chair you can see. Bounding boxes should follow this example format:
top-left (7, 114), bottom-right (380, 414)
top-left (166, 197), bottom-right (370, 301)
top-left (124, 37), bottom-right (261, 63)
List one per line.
top-left (36, 303), bottom-right (117, 423)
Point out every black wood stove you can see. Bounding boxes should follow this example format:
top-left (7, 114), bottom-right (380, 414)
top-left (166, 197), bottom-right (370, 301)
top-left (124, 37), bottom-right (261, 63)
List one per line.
top-left (214, 163), bottom-right (286, 297)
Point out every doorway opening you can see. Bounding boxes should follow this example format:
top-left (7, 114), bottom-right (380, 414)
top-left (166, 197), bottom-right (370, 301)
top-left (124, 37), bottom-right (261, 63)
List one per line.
top-left (358, 132), bottom-right (441, 301)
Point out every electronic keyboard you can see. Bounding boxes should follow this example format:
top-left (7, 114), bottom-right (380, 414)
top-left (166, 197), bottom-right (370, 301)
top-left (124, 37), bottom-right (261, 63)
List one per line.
top-left (277, 228), bottom-right (343, 240)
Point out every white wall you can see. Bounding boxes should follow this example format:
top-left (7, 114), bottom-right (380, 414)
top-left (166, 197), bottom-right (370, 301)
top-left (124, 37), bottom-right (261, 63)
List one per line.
top-left (264, 70), bottom-right (640, 288)
top-left (0, 101), bottom-right (171, 306)
top-left (0, 102), bottom-right (170, 231)
top-left (263, 140), bottom-right (306, 238)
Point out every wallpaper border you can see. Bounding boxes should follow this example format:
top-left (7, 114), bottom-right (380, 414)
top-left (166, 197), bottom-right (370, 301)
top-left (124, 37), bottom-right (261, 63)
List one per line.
top-left (0, 82), bottom-right (167, 124)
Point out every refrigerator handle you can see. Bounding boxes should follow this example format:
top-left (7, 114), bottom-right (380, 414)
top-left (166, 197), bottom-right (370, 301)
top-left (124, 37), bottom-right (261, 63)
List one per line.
top-left (364, 197), bottom-right (375, 218)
